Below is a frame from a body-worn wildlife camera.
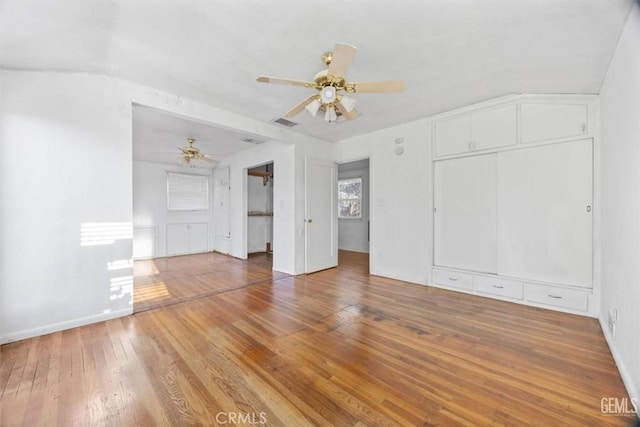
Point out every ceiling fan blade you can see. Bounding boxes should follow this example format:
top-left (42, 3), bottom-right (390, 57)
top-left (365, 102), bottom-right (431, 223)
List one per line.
top-left (202, 154), bottom-right (223, 162)
top-left (284, 95), bottom-right (319, 119)
top-left (257, 76), bottom-right (316, 88)
top-left (201, 157), bottom-right (219, 164)
top-left (328, 43), bottom-right (357, 78)
top-left (335, 101), bottom-right (360, 120)
top-left (349, 80), bottom-right (405, 93)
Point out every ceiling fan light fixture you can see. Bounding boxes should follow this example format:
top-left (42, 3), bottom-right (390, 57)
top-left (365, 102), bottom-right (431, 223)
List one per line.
top-left (305, 98), bottom-right (321, 116)
top-left (340, 95), bottom-right (357, 112)
top-left (321, 86), bottom-right (336, 104)
top-left (325, 105), bottom-right (337, 122)
top-left (256, 43), bottom-right (404, 124)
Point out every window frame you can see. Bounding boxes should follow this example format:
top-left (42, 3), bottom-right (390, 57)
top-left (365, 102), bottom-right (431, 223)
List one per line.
top-left (337, 176), bottom-right (363, 220)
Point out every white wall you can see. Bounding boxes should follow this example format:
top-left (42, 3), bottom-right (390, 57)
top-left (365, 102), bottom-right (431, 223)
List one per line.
top-left (599, 2), bottom-right (640, 403)
top-left (218, 141), bottom-right (297, 274)
top-left (338, 160), bottom-right (370, 253)
top-left (0, 69), bottom-right (325, 342)
top-left (334, 119), bottom-right (431, 284)
top-left (133, 161), bottom-right (213, 258)
top-left (0, 71), bottom-right (134, 343)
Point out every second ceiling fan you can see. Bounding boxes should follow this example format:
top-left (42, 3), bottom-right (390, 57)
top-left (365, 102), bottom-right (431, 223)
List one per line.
top-left (257, 42), bottom-right (404, 123)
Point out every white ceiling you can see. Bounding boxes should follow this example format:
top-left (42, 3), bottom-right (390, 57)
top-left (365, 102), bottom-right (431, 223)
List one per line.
top-left (132, 106), bottom-right (266, 167)
top-left (1, 0), bottom-right (634, 153)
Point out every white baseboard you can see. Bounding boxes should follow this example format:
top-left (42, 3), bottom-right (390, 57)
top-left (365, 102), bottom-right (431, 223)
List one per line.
top-left (599, 316), bottom-right (639, 405)
top-left (0, 308), bottom-right (133, 344)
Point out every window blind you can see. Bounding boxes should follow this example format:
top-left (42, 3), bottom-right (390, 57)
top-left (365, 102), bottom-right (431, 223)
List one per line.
top-left (167, 172), bottom-right (209, 211)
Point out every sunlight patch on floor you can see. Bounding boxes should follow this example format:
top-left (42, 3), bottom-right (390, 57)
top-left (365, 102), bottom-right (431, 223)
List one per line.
top-left (133, 281), bottom-right (171, 304)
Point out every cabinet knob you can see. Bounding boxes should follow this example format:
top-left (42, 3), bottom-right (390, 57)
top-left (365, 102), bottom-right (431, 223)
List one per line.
top-left (586, 205), bottom-right (591, 212)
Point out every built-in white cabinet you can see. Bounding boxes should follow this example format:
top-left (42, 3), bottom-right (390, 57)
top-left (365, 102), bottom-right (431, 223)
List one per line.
top-left (166, 223), bottom-right (208, 256)
top-left (526, 283), bottom-right (589, 312)
top-left (520, 103), bottom-right (588, 144)
top-left (434, 104), bottom-right (517, 156)
top-left (434, 154), bottom-right (497, 273)
top-left (434, 115), bottom-right (471, 156)
top-left (431, 268), bottom-right (590, 313)
top-left (497, 139), bottom-right (593, 287)
top-left (433, 269), bottom-right (474, 291)
top-left (472, 105), bottom-right (518, 151)
top-left (474, 276), bottom-right (523, 300)
top-left (431, 94), bottom-right (597, 315)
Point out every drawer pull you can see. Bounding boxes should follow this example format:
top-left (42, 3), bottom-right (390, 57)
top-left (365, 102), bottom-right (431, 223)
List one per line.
top-left (492, 285), bottom-right (504, 289)
top-left (548, 294), bottom-right (562, 299)
top-left (448, 277), bottom-right (458, 281)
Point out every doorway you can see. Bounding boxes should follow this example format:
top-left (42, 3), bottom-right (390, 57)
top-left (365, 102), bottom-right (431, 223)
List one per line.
top-left (337, 158), bottom-right (370, 255)
top-left (247, 163), bottom-right (274, 256)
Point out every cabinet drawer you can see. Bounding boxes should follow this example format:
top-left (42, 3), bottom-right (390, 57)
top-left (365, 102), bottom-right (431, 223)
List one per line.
top-left (527, 284), bottom-right (588, 312)
top-left (433, 269), bottom-right (473, 290)
top-left (474, 276), bottom-right (523, 300)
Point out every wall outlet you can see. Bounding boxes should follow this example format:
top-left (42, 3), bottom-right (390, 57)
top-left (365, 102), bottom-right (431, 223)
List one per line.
top-left (608, 308), bottom-right (617, 338)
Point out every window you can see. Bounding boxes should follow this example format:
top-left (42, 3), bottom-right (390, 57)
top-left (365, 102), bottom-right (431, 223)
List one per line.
top-left (167, 172), bottom-right (209, 211)
top-left (338, 177), bottom-right (362, 219)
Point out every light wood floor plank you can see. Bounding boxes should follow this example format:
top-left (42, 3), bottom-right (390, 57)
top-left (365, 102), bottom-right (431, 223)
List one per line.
top-left (0, 250), bottom-right (633, 426)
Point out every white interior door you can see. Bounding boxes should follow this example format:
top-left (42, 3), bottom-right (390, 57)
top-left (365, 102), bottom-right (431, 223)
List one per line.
top-left (305, 157), bottom-right (337, 273)
top-left (497, 139), bottom-right (593, 287)
top-left (213, 167), bottom-right (230, 254)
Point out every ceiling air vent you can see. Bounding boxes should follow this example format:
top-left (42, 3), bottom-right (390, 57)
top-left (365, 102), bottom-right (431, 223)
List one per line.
top-left (241, 137), bottom-right (266, 145)
top-left (272, 117), bottom-right (298, 127)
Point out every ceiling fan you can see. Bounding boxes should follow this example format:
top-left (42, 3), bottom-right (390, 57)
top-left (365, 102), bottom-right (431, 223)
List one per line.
top-left (164, 138), bottom-right (222, 167)
top-left (257, 42), bottom-right (405, 123)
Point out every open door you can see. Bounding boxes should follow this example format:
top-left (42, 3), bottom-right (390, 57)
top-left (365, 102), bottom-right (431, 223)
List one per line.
top-left (305, 157), bottom-right (338, 273)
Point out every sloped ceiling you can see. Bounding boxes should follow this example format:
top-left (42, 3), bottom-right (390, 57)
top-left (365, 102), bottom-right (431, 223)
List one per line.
top-left (1, 0), bottom-right (634, 145)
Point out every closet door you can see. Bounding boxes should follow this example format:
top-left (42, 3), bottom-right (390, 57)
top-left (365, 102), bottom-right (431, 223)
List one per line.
top-left (434, 154), bottom-right (497, 273)
top-left (497, 139), bottom-right (593, 287)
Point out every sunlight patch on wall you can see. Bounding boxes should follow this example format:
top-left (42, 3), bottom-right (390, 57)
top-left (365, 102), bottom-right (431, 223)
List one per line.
top-left (110, 275), bottom-right (133, 301)
top-left (81, 222), bottom-right (133, 246)
top-left (108, 259), bottom-right (133, 271)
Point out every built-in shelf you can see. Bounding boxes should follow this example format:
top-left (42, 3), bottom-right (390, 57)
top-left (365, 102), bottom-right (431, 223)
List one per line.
top-left (248, 170), bottom-right (273, 185)
top-left (248, 211), bottom-right (273, 217)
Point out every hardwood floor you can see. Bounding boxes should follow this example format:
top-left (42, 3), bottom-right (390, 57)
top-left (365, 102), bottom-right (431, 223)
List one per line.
top-left (134, 252), bottom-right (287, 313)
top-left (1, 251), bottom-right (633, 426)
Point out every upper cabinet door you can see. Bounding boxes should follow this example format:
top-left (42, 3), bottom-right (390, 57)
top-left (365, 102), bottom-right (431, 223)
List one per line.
top-left (434, 104), bottom-right (517, 157)
top-left (521, 103), bottom-right (588, 144)
top-left (434, 115), bottom-right (471, 157)
top-left (472, 104), bottom-right (518, 151)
